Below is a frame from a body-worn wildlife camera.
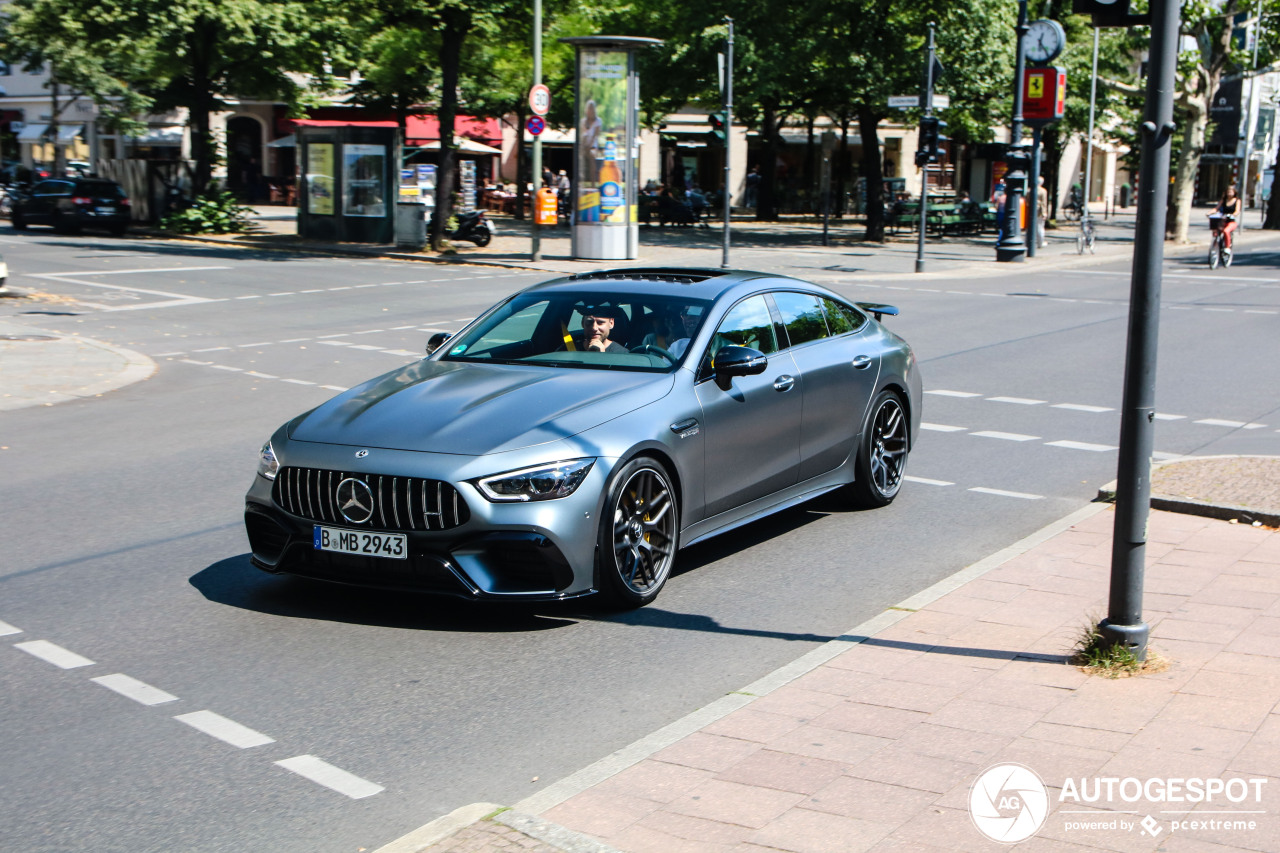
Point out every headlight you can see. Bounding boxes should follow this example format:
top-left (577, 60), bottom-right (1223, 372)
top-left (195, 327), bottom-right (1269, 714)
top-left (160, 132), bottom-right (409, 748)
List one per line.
top-left (257, 441), bottom-right (279, 480)
top-left (475, 458), bottom-right (595, 502)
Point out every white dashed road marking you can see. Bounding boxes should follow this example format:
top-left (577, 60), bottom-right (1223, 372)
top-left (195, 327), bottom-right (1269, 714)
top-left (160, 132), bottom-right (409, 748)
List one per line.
top-left (905, 476), bottom-right (955, 486)
top-left (925, 389), bottom-right (982, 398)
top-left (921, 423), bottom-right (967, 432)
top-left (1194, 418), bottom-right (1268, 429)
top-left (1052, 403), bottom-right (1113, 413)
top-left (91, 674), bottom-right (179, 706)
top-left (969, 487), bottom-right (1045, 500)
top-left (987, 396), bottom-right (1045, 405)
top-left (15, 640), bottom-right (95, 669)
top-left (971, 431), bottom-right (1040, 442)
top-left (1045, 440), bottom-right (1118, 452)
top-left (174, 711), bottom-right (275, 748)
top-left (275, 756), bottom-right (385, 800)
top-left (0, 620), bottom-right (21, 636)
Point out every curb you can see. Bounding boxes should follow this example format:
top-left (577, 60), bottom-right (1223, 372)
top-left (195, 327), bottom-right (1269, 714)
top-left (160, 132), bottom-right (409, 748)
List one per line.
top-left (375, 499), bottom-right (1112, 852)
top-left (1095, 454), bottom-right (1280, 528)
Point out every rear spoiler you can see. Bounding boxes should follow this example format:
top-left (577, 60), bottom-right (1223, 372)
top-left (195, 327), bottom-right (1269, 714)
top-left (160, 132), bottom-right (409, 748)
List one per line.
top-left (857, 302), bottom-right (900, 322)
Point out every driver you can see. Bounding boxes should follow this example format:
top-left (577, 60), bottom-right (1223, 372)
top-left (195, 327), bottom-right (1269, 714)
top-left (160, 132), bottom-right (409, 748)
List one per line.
top-left (580, 308), bottom-right (627, 353)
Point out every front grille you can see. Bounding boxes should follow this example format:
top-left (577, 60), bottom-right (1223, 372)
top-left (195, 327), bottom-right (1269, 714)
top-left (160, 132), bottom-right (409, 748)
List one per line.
top-left (273, 467), bottom-right (470, 531)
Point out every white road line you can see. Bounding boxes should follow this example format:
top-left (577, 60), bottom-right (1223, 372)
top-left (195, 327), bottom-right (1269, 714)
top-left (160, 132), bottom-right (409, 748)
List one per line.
top-left (346, 345), bottom-right (384, 351)
top-left (238, 342), bottom-right (273, 348)
top-left (153, 351), bottom-right (186, 357)
top-left (1194, 418), bottom-right (1268, 429)
top-left (236, 295), bottom-right (263, 300)
top-left (383, 349), bottom-right (420, 357)
top-left (15, 640), bottom-right (94, 669)
top-left (91, 674), bottom-right (179, 706)
top-left (245, 371), bottom-right (279, 379)
top-left (905, 476), bottom-right (954, 486)
top-left (268, 292), bottom-right (294, 297)
top-left (971, 431), bottom-right (1040, 442)
top-left (987, 396), bottom-right (1045, 405)
top-left (193, 346), bottom-right (230, 353)
top-left (0, 620), bottom-right (22, 636)
top-left (280, 378), bottom-right (316, 385)
top-left (968, 487), bottom-right (1045, 500)
top-left (1052, 403), bottom-right (1113, 413)
top-left (299, 289), bottom-right (325, 293)
top-left (179, 359), bottom-right (213, 366)
top-left (1153, 413), bottom-right (1186, 421)
top-left (275, 755), bottom-right (384, 799)
top-left (280, 338), bottom-right (311, 343)
top-left (321, 385), bottom-right (347, 391)
top-left (210, 365), bottom-right (243, 372)
top-left (920, 423), bottom-right (967, 432)
top-left (1245, 310), bottom-right (1278, 315)
top-left (329, 286), bottom-right (352, 291)
top-left (318, 333), bottom-right (350, 338)
top-left (174, 711), bottom-right (275, 748)
top-left (925, 390), bottom-right (982, 398)
top-left (38, 266), bottom-right (233, 277)
top-left (356, 329), bottom-right (386, 334)
top-left (319, 340), bottom-right (354, 346)
top-left (1045, 440), bottom-right (1117, 452)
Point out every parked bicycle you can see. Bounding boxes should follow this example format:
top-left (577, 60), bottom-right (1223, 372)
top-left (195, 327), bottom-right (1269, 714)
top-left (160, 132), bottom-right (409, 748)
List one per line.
top-left (1207, 212), bottom-right (1233, 269)
top-left (1076, 215), bottom-right (1096, 255)
top-left (1062, 187), bottom-right (1085, 222)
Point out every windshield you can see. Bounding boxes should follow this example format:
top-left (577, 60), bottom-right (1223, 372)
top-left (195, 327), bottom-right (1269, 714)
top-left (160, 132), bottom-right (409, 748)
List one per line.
top-left (442, 291), bottom-right (712, 372)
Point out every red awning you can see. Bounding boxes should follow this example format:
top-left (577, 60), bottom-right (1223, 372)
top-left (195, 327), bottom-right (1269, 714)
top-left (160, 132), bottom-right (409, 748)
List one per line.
top-left (290, 119), bottom-right (399, 128)
top-left (405, 115), bottom-right (501, 145)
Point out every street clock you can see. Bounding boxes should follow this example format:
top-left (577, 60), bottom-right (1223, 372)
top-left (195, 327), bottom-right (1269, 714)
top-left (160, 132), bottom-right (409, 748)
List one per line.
top-left (1024, 19), bottom-right (1066, 64)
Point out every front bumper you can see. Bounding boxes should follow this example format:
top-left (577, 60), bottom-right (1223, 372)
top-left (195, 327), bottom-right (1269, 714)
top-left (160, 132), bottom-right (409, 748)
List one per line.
top-left (243, 446), bottom-right (611, 600)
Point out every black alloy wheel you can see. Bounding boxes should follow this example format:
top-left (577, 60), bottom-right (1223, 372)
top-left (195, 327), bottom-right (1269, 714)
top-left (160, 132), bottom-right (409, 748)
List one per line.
top-left (597, 457), bottom-right (679, 608)
top-left (849, 390), bottom-right (909, 508)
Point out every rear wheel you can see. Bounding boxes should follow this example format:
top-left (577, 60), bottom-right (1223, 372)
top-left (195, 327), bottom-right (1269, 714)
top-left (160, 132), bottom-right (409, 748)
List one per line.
top-left (11, 211), bottom-right (26, 231)
top-left (597, 457), bottom-right (678, 608)
top-left (1209, 237), bottom-right (1221, 269)
top-left (471, 228), bottom-right (491, 247)
top-left (848, 390), bottom-right (909, 509)
top-left (1223, 244), bottom-right (1233, 267)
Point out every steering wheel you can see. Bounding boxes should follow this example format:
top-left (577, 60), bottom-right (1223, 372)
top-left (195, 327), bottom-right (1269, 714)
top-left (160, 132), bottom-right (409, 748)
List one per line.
top-left (631, 344), bottom-right (676, 362)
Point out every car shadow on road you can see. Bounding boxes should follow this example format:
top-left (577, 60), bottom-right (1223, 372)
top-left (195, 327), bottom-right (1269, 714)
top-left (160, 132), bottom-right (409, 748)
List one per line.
top-left (190, 554), bottom-right (579, 632)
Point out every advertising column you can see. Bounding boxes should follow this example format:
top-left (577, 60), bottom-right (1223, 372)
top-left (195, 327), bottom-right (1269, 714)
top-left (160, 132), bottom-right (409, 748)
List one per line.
top-left (562, 36), bottom-right (662, 260)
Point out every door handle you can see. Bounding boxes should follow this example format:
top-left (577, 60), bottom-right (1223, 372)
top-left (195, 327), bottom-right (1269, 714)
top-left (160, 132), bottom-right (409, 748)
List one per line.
top-left (851, 355), bottom-right (873, 370)
top-left (773, 375), bottom-right (796, 392)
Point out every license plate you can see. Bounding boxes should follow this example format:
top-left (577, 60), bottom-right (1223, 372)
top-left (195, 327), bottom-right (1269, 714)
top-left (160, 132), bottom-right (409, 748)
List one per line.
top-left (313, 526), bottom-right (407, 559)
top-left (95, 206), bottom-right (114, 215)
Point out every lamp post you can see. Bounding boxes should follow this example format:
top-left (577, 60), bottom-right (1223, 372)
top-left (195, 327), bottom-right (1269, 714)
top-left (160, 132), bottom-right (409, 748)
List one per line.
top-left (997, 0), bottom-right (1030, 262)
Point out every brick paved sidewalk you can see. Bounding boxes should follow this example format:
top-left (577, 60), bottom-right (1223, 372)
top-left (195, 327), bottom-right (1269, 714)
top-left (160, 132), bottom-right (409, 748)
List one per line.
top-left (385, 505), bottom-right (1280, 853)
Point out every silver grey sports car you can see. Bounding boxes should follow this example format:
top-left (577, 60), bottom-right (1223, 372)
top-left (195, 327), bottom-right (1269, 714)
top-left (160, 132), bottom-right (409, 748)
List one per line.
top-left (244, 268), bottom-right (921, 607)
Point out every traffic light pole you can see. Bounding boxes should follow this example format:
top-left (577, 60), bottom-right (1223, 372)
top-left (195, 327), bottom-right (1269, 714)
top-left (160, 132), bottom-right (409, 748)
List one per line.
top-left (1102, 0), bottom-right (1180, 662)
top-left (721, 17), bottom-right (733, 269)
top-left (916, 24), bottom-right (937, 274)
top-left (996, 0), bottom-right (1029, 262)
top-left (531, 0), bottom-right (543, 262)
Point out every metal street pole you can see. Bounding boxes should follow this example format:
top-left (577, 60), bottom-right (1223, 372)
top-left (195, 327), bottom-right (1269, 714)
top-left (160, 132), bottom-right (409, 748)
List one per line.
top-left (1028, 127), bottom-right (1041, 257)
top-left (997, 0), bottom-right (1029, 262)
top-left (916, 23), bottom-right (937, 274)
top-left (1102, 0), bottom-right (1181, 662)
top-left (531, 0), bottom-right (544, 262)
top-left (1239, 0), bottom-right (1263, 216)
top-left (721, 17), bottom-right (733, 268)
top-left (1084, 28), bottom-right (1099, 224)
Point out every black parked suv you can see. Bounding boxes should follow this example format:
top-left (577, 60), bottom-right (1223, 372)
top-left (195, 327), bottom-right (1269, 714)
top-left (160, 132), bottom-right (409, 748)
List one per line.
top-left (11, 178), bottom-right (131, 236)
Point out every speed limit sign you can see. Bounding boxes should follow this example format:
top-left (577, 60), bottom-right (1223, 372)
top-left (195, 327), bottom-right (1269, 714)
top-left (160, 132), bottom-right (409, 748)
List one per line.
top-left (529, 84), bottom-right (551, 117)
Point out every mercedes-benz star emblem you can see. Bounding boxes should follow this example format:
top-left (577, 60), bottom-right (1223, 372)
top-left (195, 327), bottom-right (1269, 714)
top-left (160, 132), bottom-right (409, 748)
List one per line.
top-left (336, 478), bottom-right (375, 524)
top-left (355, 449), bottom-right (369, 458)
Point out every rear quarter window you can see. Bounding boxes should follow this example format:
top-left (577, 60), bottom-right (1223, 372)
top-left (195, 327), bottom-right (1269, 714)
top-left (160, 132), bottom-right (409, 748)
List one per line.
top-left (78, 181), bottom-right (126, 198)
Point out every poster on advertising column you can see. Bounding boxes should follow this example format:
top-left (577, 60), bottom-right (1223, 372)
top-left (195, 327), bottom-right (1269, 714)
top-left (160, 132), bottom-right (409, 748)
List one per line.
top-left (576, 48), bottom-right (630, 224)
top-left (342, 143), bottom-right (387, 217)
top-left (306, 143), bottom-right (335, 215)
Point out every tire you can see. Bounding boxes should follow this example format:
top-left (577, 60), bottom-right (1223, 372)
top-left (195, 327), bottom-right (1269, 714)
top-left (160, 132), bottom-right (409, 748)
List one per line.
top-left (1223, 245), bottom-right (1233, 268)
top-left (1209, 240), bottom-right (1220, 270)
top-left (849, 390), bottom-right (910, 509)
top-left (1076, 231), bottom-right (1086, 255)
top-left (109, 224), bottom-right (128, 237)
top-left (596, 457), bottom-right (679, 608)
top-left (471, 228), bottom-right (492, 247)
top-left (11, 212), bottom-right (26, 231)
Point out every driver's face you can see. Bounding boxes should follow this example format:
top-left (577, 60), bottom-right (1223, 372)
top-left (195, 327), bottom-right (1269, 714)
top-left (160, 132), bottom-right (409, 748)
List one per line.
top-left (582, 315), bottom-right (614, 342)
top-left (680, 311), bottom-right (699, 336)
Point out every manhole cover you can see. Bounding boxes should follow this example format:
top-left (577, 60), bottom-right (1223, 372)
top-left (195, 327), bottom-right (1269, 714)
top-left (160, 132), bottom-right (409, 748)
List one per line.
top-left (0, 334), bottom-right (58, 342)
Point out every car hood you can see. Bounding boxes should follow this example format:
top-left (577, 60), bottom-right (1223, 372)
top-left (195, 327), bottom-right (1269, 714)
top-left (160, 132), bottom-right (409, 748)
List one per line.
top-left (288, 359), bottom-right (675, 455)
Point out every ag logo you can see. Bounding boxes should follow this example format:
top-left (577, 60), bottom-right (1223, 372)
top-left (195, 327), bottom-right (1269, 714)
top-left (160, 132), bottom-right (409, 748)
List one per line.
top-left (969, 763), bottom-right (1049, 844)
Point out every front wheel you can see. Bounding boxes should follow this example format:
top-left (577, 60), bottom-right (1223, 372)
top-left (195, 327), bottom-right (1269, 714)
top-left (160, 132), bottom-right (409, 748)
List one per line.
top-left (848, 390), bottom-right (909, 509)
top-left (1209, 238), bottom-right (1221, 269)
top-left (597, 457), bottom-right (679, 608)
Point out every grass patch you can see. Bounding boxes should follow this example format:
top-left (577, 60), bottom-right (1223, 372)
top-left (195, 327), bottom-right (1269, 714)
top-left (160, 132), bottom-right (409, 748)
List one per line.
top-left (1070, 616), bottom-right (1168, 679)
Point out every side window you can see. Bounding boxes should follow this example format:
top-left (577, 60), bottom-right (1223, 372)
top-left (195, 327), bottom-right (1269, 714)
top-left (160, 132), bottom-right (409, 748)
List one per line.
top-left (36, 180), bottom-right (72, 195)
top-left (712, 295), bottom-right (779, 355)
top-left (773, 291), bottom-right (829, 348)
top-left (821, 297), bottom-right (867, 335)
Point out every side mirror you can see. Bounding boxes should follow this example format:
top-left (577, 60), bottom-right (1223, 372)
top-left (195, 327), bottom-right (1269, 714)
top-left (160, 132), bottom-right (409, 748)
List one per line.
top-left (712, 345), bottom-right (768, 386)
top-left (426, 331), bottom-right (452, 354)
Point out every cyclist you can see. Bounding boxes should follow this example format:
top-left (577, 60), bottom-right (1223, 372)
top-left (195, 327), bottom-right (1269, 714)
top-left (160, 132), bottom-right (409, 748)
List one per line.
top-left (1215, 185), bottom-right (1241, 250)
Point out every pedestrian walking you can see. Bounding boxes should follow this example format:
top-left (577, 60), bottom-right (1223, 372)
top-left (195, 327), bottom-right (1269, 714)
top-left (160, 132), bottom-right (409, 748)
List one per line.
top-left (1036, 176), bottom-right (1048, 248)
top-left (744, 165), bottom-right (761, 209)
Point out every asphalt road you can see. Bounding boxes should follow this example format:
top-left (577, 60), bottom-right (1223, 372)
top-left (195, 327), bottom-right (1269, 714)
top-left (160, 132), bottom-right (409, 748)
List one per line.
top-left (1, 227), bottom-right (1277, 853)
